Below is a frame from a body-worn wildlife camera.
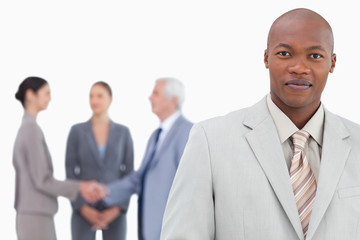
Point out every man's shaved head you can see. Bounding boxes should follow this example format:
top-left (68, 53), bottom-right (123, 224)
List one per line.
top-left (267, 8), bottom-right (334, 53)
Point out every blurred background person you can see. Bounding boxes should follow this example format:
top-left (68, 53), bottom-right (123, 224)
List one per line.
top-left (13, 76), bottom-right (105, 240)
top-left (66, 81), bottom-right (134, 240)
top-left (103, 77), bottom-right (193, 240)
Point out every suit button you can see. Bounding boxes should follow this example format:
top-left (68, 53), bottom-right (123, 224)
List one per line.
top-left (74, 166), bottom-right (80, 175)
top-left (120, 164), bottom-right (126, 171)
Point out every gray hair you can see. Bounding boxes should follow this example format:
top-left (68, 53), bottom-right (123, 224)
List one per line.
top-left (156, 77), bottom-right (185, 110)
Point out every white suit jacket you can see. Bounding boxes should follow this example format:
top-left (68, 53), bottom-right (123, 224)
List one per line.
top-left (161, 97), bottom-right (360, 240)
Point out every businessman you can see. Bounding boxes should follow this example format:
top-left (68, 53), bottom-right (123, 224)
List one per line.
top-left (161, 8), bottom-right (360, 240)
top-left (104, 77), bottom-right (193, 240)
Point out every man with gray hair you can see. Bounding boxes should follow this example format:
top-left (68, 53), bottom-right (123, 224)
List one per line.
top-left (103, 77), bottom-right (193, 240)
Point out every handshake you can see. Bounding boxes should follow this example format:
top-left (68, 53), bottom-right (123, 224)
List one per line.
top-left (78, 181), bottom-right (120, 230)
top-left (79, 181), bottom-right (109, 203)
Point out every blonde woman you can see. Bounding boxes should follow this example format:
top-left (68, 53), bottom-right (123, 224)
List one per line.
top-left (66, 81), bottom-right (134, 240)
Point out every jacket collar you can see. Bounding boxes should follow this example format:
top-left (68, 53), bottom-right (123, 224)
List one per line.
top-left (244, 97), bottom-right (351, 240)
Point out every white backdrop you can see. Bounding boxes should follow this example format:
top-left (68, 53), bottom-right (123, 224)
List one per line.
top-left (1, 1), bottom-right (360, 239)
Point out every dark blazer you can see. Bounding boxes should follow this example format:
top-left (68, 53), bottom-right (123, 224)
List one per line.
top-left (13, 112), bottom-right (79, 216)
top-left (65, 120), bottom-right (134, 239)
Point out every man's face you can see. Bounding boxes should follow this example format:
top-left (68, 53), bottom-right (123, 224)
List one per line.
top-left (264, 16), bottom-right (336, 113)
top-left (149, 80), bottom-right (177, 120)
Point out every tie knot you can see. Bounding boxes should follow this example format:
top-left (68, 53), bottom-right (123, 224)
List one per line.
top-left (292, 130), bottom-right (310, 151)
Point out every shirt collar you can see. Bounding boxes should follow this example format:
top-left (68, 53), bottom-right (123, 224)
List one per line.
top-left (266, 94), bottom-right (324, 146)
top-left (159, 111), bottom-right (181, 132)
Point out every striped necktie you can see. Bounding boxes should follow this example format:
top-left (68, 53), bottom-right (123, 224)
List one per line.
top-left (290, 130), bottom-right (317, 238)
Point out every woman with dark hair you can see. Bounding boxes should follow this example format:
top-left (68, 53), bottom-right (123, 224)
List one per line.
top-left (13, 76), bottom-right (106, 240)
top-left (66, 81), bottom-right (134, 240)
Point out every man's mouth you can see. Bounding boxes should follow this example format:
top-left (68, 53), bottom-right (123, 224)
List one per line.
top-left (285, 79), bottom-right (312, 90)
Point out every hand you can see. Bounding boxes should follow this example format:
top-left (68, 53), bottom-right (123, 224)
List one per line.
top-left (79, 205), bottom-right (108, 230)
top-left (79, 181), bottom-right (108, 203)
top-left (99, 206), bottom-right (122, 229)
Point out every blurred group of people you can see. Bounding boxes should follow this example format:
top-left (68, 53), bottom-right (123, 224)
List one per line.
top-left (13, 77), bottom-right (192, 240)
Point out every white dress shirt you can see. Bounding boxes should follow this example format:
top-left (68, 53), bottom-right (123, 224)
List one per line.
top-left (156, 111), bottom-right (181, 151)
top-left (266, 94), bottom-right (324, 181)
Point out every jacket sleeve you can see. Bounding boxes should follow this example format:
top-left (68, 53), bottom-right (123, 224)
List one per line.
top-left (115, 128), bottom-right (135, 212)
top-left (160, 124), bottom-right (215, 239)
top-left (104, 128), bottom-right (150, 206)
top-left (104, 170), bottom-right (140, 207)
top-left (65, 126), bottom-right (85, 209)
top-left (25, 123), bottom-right (79, 201)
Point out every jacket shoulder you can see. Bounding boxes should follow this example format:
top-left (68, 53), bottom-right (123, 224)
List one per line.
top-left (336, 115), bottom-right (360, 141)
top-left (197, 97), bottom-right (268, 132)
top-left (69, 121), bottom-right (88, 131)
top-left (111, 122), bottom-right (130, 132)
top-left (197, 107), bottom-right (251, 130)
top-left (338, 116), bottom-right (360, 130)
top-left (19, 118), bottom-right (42, 139)
top-left (177, 115), bottom-right (193, 129)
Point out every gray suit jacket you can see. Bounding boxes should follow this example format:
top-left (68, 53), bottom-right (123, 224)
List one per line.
top-left (161, 97), bottom-right (360, 240)
top-left (65, 120), bottom-right (134, 211)
top-left (105, 115), bottom-right (193, 240)
top-left (13, 112), bottom-right (79, 216)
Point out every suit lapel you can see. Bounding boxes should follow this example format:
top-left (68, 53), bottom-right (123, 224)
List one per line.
top-left (244, 98), bottom-right (304, 240)
top-left (103, 121), bottom-right (115, 166)
top-left (306, 109), bottom-right (351, 239)
top-left (151, 116), bottom-right (184, 167)
top-left (138, 128), bottom-right (160, 173)
top-left (85, 120), bottom-right (103, 167)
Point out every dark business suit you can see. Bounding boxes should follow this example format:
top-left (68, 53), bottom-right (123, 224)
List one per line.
top-left (66, 120), bottom-right (134, 240)
top-left (13, 112), bottom-right (79, 240)
top-left (105, 114), bottom-right (193, 240)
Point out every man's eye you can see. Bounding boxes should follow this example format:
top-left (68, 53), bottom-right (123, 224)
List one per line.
top-left (278, 51), bottom-right (289, 56)
top-left (311, 53), bottom-right (321, 59)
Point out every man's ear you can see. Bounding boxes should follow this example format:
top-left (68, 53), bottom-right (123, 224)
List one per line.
top-left (264, 49), bottom-right (269, 69)
top-left (329, 53), bottom-right (336, 73)
top-left (172, 96), bottom-right (179, 109)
